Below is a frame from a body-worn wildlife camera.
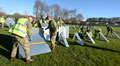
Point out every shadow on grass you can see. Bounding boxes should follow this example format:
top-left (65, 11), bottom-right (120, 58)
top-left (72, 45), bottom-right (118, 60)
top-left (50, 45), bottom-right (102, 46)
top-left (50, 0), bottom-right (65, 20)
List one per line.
top-left (67, 39), bottom-right (120, 53)
top-left (83, 44), bottom-right (120, 53)
top-left (94, 38), bottom-right (107, 42)
top-left (69, 34), bottom-right (74, 38)
top-left (0, 34), bottom-right (13, 59)
top-left (0, 48), bottom-right (10, 59)
top-left (56, 41), bottom-right (67, 47)
top-left (68, 41), bottom-right (81, 45)
top-left (105, 35), bottom-right (119, 39)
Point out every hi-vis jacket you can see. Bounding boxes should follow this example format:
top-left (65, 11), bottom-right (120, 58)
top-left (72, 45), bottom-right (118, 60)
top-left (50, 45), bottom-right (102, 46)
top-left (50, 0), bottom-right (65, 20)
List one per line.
top-left (0, 17), bottom-right (5, 23)
top-left (9, 18), bottom-right (32, 38)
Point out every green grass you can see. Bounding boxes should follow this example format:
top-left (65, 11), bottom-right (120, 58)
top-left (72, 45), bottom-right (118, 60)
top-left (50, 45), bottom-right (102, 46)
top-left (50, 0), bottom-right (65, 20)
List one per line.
top-left (0, 25), bottom-right (120, 66)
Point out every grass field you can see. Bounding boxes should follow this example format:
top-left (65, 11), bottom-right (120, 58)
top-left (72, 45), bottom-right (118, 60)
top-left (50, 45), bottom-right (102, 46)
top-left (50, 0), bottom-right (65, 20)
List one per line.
top-left (0, 25), bottom-right (120, 66)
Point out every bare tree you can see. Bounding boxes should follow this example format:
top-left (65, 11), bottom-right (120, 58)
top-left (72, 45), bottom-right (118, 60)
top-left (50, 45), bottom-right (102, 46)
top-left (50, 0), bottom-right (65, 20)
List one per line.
top-left (43, 2), bottom-right (49, 17)
top-left (39, 0), bottom-right (44, 18)
top-left (49, 5), bottom-right (54, 18)
top-left (73, 9), bottom-right (77, 22)
top-left (69, 9), bottom-right (77, 18)
top-left (69, 10), bottom-right (73, 18)
top-left (76, 14), bottom-right (84, 21)
top-left (13, 13), bottom-right (21, 18)
top-left (62, 8), bottom-right (69, 20)
top-left (33, 0), bottom-right (41, 18)
top-left (51, 4), bottom-right (61, 19)
top-left (73, 9), bottom-right (77, 18)
top-left (33, 0), bottom-right (84, 22)
top-left (0, 12), bottom-right (6, 16)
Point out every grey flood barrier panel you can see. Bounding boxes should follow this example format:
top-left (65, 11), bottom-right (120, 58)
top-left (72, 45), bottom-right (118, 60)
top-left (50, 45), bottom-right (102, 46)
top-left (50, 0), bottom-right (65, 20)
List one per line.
top-left (18, 32), bottom-right (51, 58)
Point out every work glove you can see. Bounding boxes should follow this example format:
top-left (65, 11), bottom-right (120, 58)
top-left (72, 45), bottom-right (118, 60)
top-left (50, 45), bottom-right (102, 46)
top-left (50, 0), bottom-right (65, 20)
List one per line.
top-left (29, 38), bottom-right (32, 41)
top-left (53, 33), bottom-right (56, 35)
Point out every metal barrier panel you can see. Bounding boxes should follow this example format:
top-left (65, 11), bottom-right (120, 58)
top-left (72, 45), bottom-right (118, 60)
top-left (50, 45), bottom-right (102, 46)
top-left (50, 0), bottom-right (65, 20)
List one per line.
top-left (73, 32), bottom-right (84, 45)
top-left (41, 23), bottom-right (50, 41)
top-left (18, 28), bottom-right (51, 58)
top-left (5, 18), bottom-right (15, 28)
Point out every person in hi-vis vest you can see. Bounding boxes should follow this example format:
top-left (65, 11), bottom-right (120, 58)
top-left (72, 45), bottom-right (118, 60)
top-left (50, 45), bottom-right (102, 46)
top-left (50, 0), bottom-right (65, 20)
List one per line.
top-left (56, 17), bottom-right (65, 41)
top-left (57, 17), bottom-right (65, 27)
top-left (9, 16), bottom-right (35, 63)
top-left (46, 16), bottom-right (57, 51)
top-left (106, 25), bottom-right (114, 37)
top-left (78, 26), bottom-right (86, 39)
top-left (84, 26), bottom-right (93, 39)
top-left (0, 16), bottom-right (5, 29)
top-left (93, 27), bottom-right (101, 39)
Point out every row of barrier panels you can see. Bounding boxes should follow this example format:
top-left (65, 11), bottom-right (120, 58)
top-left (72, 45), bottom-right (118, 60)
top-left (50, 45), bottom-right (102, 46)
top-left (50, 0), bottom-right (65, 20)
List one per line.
top-left (40, 23), bottom-right (70, 47)
top-left (5, 19), bottom-right (70, 58)
top-left (73, 31), bottom-right (112, 45)
top-left (4, 18), bottom-right (120, 58)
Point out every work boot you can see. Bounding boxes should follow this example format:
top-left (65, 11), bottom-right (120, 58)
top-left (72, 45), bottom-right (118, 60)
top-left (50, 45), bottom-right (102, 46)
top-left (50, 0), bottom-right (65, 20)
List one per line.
top-left (10, 57), bottom-right (16, 61)
top-left (51, 47), bottom-right (55, 51)
top-left (26, 58), bottom-right (35, 63)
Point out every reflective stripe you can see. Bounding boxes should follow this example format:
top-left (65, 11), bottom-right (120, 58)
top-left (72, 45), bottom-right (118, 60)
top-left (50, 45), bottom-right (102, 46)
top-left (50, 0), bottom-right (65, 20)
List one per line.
top-left (12, 28), bottom-right (26, 34)
top-left (17, 21), bottom-right (28, 28)
top-left (29, 42), bottom-right (45, 45)
top-left (8, 18), bottom-right (28, 38)
top-left (44, 33), bottom-right (50, 35)
top-left (16, 23), bottom-right (25, 27)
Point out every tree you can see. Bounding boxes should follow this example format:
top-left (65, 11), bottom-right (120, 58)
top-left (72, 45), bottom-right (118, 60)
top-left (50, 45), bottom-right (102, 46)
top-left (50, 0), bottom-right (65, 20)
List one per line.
top-left (43, 2), bottom-right (49, 17)
top-left (32, 0), bottom-right (85, 23)
top-left (33, 0), bottom-right (41, 18)
top-left (39, 0), bottom-right (44, 18)
top-left (0, 12), bottom-right (6, 16)
top-left (62, 8), bottom-right (69, 20)
top-left (76, 14), bottom-right (84, 21)
top-left (50, 4), bottom-right (61, 19)
top-left (69, 10), bottom-right (73, 18)
top-left (73, 9), bottom-right (77, 18)
top-left (49, 5), bottom-right (54, 18)
top-left (69, 9), bottom-right (76, 18)
top-left (13, 13), bottom-right (22, 18)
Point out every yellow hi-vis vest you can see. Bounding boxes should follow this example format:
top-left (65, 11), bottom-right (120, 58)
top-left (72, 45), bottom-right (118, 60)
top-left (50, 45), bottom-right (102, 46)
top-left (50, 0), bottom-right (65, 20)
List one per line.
top-left (57, 20), bottom-right (64, 26)
top-left (89, 32), bottom-right (93, 37)
top-left (44, 20), bottom-right (47, 23)
top-left (9, 18), bottom-right (28, 38)
top-left (34, 23), bottom-right (38, 28)
top-left (0, 17), bottom-right (5, 23)
top-left (39, 19), bottom-right (42, 23)
top-left (44, 20), bottom-right (49, 24)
